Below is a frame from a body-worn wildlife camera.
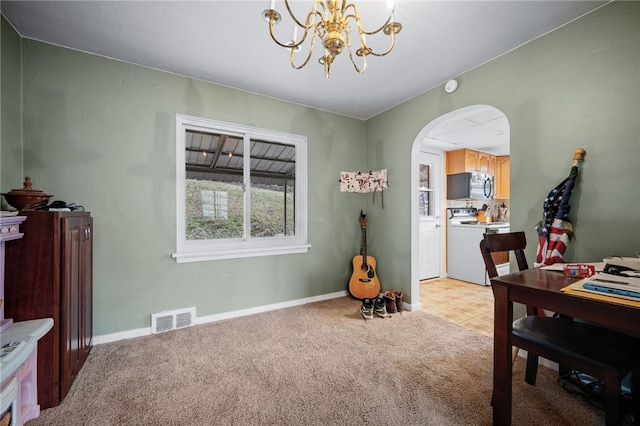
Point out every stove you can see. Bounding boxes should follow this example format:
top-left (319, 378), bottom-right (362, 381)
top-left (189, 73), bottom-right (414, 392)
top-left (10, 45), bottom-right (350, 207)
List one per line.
top-left (447, 207), bottom-right (509, 229)
top-left (447, 207), bottom-right (478, 223)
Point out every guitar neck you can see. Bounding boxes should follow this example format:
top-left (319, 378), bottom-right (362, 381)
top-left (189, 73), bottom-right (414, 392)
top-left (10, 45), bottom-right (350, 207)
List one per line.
top-left (361, 227), bottom-right (368, 267)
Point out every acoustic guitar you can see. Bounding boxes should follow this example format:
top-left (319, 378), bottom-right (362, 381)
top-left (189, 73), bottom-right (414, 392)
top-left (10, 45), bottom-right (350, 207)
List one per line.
top-left (348, 211), bottom-right (381, 299)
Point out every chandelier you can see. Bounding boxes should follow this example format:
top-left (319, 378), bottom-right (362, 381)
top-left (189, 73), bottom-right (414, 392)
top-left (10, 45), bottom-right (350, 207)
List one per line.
top-left (262, 0), bottom-right (402, 79)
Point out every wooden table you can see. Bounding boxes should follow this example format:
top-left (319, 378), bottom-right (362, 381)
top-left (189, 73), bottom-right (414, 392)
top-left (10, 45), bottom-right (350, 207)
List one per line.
top-left (490, 268), bottom-right (640, 425)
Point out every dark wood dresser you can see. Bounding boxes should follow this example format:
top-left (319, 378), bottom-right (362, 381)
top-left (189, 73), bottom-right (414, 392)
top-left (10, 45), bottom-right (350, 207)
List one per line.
top-left (4, 211), bottom-right (93, 409)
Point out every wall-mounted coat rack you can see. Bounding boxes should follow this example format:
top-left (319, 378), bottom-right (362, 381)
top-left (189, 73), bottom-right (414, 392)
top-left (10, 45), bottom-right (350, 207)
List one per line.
top-left (339, 169), bottom-right (388, 193)
top-left (340, 169), bottom-right (389, 208)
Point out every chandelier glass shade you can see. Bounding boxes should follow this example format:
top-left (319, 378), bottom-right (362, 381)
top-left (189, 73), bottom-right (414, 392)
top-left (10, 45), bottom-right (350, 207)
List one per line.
top-left (262, 0), bottom-right (402, 79)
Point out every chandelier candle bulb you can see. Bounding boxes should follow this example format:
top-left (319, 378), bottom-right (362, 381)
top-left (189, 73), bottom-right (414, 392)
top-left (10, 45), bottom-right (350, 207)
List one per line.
top-left (269, 0), bottom-right (275, 11)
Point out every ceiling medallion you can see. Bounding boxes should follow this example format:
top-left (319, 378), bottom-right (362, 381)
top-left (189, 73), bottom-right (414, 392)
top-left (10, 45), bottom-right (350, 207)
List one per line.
top-left (262, 0), bottom-right (402, 79)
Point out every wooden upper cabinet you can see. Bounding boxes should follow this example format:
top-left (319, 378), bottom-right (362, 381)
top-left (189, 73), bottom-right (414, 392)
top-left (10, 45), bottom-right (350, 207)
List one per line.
top-left (464, 150), bottom-right (479, 172)
top-left (445, 149), bottom-right (465, 174)
top-left (495, 155), bottom-right (510, 199)
top-left (477, 152), bottom-right (496, 175)
top-left (446, 149), bottom-right (479, 174)
top-left (446, 149), bottom-right (496, 175)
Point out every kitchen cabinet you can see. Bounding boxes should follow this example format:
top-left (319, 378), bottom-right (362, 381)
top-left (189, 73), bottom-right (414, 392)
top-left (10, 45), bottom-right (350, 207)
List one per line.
top-left (495, 156), bottom-right (510, 199)
top-left (478, 151), bottom-right (496, 175)
top-left (4, 211), bottom-right (93, 409)
top-left (492, 251), bottom-right (509, 265)
top-left (446, 149), bottom-right (477, 174)
top-left (446, 149), bottom-right (496, 175)
top-left (464, 150), bottom-right (479, 172)
top-left (447, 223), bottom-right (510, 285)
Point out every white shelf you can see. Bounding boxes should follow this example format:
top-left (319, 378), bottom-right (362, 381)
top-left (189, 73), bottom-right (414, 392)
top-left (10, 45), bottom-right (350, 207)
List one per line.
top-left (0, 319), bottom-right (53, 380)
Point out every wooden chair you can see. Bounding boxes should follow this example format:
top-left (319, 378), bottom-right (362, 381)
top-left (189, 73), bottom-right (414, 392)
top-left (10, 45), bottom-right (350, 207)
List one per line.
top-left (480, 231), bottom-right (640, 425)
top-left (480, 231), bottom-right (539, 377)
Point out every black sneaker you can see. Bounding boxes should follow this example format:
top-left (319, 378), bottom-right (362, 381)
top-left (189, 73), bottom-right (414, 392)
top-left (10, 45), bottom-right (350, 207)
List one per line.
top-left (374, 296), bottom-right (388, 318)
top-left (360, 298), bottom-right (374, 320)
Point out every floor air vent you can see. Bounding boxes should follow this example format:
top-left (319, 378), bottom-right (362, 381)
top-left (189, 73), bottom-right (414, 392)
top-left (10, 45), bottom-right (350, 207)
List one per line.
top-left (151, 307), bottom-right (196, 334)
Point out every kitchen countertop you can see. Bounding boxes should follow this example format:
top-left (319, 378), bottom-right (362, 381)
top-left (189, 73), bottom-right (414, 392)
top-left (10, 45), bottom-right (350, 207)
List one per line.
top-left (449, 221), bottom-right (510, 228)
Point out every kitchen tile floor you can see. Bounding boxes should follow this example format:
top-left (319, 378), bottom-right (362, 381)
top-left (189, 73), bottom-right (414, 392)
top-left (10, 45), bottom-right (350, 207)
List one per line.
top-left (420, 277), bottom-right (494, 338)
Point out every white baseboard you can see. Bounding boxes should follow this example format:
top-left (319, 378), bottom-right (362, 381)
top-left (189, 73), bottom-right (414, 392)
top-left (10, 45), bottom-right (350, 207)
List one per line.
top-left (195, 290), bottom-right (348, 325)
top-left (403, 301), bottom-right (422, 311)
top-left (93, 327), bottom-right (150, 345)
top-left (93, 290), bottom-right (349, 345)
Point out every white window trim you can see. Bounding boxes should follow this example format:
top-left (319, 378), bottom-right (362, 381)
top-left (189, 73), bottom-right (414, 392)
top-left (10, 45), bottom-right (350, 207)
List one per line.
top-left (172, 114), bottom-right (309, 263)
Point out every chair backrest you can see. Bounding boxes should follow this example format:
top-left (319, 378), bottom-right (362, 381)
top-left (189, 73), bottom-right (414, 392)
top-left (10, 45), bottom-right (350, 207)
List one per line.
top-left (479, 231), bottom-right (529, 279)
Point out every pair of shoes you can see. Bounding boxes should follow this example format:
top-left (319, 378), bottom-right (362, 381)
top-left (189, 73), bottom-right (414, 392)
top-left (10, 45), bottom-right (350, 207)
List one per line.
top-left (374, 295), bottom-right (388, 318)
top-left (392, 290), bottom-right (403, 313)
top-left (382, 290), bottom-right (404, 314)
top-left (361, 298), bottom-right (374, 320)
top-left (383, 291), bottom-right (397, 314)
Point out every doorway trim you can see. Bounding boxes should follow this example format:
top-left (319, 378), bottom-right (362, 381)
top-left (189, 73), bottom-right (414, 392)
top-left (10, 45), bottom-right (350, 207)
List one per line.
top-left (410, 104), bottom-right (508, 310)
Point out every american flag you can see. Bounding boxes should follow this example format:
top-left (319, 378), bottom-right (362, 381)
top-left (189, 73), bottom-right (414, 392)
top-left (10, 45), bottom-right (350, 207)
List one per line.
top-left (534, 165), bottom-right (578, 266)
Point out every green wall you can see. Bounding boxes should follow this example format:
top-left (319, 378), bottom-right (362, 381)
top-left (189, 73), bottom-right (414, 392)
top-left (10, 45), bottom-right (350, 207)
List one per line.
top-left (2, 2), bottom-right (639, 336)
top-left (2, 18), bottom-right (367, 335)
top-left (366, 1), bottom-right (640, 297)
top-left (1, 16), bottom-right (23, 200)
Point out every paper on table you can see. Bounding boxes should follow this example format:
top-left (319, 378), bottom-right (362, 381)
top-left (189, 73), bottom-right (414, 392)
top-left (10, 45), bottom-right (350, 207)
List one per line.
top-left (604, 256), bottom-right (640, 262)
top-left (603, 257), bottom-right (640, 272)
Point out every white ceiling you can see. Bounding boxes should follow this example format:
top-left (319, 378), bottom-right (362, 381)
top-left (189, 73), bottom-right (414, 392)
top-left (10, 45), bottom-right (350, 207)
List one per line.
top-left (1, 1), bottom-right (607, 154)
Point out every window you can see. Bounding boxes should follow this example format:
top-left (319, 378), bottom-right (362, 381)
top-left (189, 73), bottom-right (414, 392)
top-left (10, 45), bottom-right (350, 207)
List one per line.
top-left (173, 114), bottom-right (308, 263)
top-left (418, 163), bottom-right (434, 217)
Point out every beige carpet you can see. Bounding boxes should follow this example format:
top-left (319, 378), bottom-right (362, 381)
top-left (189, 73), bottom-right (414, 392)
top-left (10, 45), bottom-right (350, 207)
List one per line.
top-left (27, 297), bottom-right (612, 425)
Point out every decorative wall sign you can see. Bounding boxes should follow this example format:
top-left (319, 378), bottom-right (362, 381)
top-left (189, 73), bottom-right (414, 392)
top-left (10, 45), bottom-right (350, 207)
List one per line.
top-left (340, 169), bottom-right (388, 193)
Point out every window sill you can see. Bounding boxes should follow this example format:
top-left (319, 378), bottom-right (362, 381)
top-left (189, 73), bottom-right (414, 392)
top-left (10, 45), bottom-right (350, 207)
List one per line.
top-left (172, 244), bottom-right (311, 263)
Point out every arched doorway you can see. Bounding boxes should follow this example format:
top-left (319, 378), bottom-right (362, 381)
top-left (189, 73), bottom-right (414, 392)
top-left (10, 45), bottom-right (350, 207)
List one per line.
top-left (409, 105), bottom-right (510, 310)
